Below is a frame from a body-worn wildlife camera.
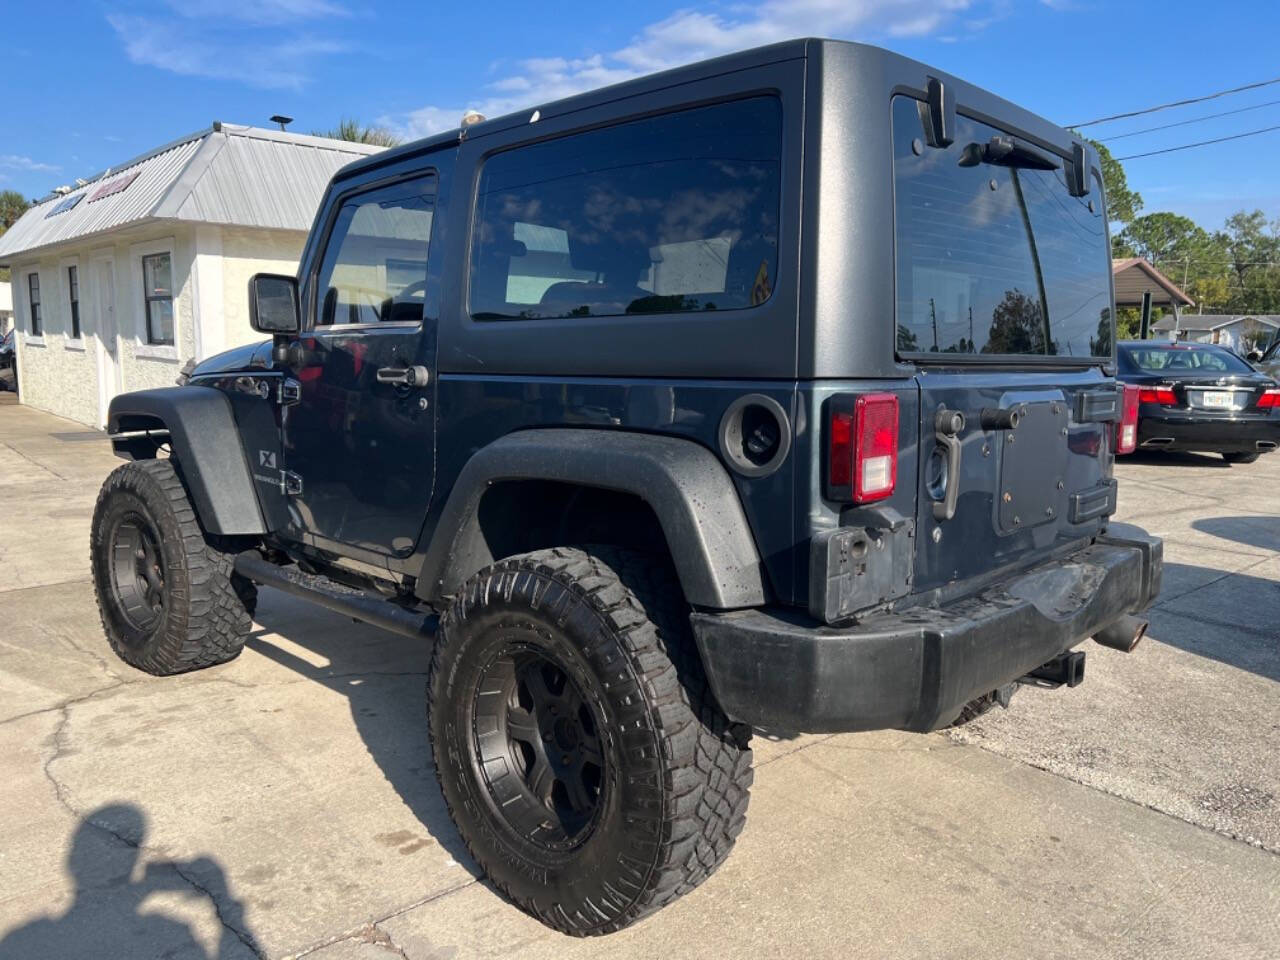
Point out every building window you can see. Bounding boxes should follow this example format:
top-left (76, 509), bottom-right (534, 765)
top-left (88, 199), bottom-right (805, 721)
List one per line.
top-left (68, 265), bottom-right (81, 339)
top-left (28, 273), bottom-right (41, 336)
top-left (142, 253), bottom-right (174, 345)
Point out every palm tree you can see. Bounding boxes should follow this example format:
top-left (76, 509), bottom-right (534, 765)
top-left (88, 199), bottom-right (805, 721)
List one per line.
top-left (311, 118), bottom-right (402, 147)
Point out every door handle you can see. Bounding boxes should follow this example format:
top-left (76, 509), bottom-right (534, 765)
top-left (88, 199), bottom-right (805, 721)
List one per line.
top-left (932, 407), bottom-right (965, 522)
top-left (376, 365), bottom-right (430, 387)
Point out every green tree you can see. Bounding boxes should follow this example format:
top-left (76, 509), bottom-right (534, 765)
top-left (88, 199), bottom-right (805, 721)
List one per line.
top-left (310, 118), bottom-right (402, 147)
top-left (1084, 138), bottom-right (1142, 229)
top-left (1218, 210), bottom-right (1279, 311)
top-left (0, 190), bottom-right (31, 283)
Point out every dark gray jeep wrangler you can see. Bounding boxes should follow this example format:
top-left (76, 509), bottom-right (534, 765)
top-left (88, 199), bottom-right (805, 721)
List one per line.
top-left (91, 39), bottom-right (1162, 935)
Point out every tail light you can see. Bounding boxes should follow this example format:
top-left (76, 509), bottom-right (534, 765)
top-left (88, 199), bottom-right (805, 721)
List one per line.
top-left (1138, 386), bottom-right (1177, 406)
top-left (1258, 389), bottom-right (1280, 409)
top-left (827, 393), bottom-right (899, 502)
top-left (1116, 384), bottom-right (1140, 455)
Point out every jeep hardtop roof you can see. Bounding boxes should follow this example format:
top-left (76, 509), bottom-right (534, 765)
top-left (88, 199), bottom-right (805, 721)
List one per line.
top-left (335, 38), bottom-right (1085, 183)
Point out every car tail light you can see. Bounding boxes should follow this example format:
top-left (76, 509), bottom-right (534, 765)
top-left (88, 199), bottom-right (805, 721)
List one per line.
top-left (828, 394), bottom-right (899, 502)
top-left (1138, 386), bottom-right (1177, 406)
top-left (1258, 389), bottom-right (1280, 409)
top-left (1117, 384), bottom-right (1140, 455)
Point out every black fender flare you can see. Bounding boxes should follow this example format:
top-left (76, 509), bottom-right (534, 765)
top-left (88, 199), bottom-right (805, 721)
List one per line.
top-left (107, 387), bottom-right (266, 536)
top-left (416, 429), bottom-right (768, 609)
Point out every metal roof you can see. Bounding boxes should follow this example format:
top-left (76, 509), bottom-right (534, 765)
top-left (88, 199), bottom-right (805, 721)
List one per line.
top-left (1112, 257), bottom-right (1195, 308)
top-left (0, 125), bottom-right (383, 265)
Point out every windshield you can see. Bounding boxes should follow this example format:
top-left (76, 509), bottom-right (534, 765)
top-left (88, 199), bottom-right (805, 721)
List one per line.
top-left (1120, 343), bottom-right (1255, 374)
top-left (892, 97), bottom-right (1112, 359)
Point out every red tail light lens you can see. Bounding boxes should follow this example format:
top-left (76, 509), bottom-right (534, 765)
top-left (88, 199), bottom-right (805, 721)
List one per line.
top-left (1138, 386), bottom-right (1177, 406)
top-left (1117, 384), bottom-right (1140, 455)
top-left (854, 394), bottom-right (899, 502)
top-left (827, 393), bottom-right (900, 502)
top-left (1259, 389), bottom-right (1280, 409)
top-left (828, 410), bottom-right (854, 489)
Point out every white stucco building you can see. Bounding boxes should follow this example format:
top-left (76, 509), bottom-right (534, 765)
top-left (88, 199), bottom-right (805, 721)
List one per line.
top-left (0, 124), bottom-right (381, 426)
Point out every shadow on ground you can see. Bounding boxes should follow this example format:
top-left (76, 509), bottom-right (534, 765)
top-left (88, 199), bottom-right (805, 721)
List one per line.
top-left (1123, 450), bottom-right (1232, 469)
top-left (0, 804), bottom-right (259, 960)
top-left (246, 603), bottom-right (482, 880)
top-left (1190, 515), bottom-right (1280, 554)
top-left (1153, 562), bottom-right (1279, 683)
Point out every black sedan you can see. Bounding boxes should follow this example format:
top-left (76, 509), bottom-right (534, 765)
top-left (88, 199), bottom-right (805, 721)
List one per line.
top-left (1117, 340), bottom-right (1280, 464)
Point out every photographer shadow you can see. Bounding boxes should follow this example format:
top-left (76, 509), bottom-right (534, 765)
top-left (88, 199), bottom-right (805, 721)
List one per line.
top-left (0, 804), bottom-right (258, 960)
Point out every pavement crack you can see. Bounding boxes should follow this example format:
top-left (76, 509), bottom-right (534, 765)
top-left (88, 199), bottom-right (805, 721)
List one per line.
top-left (39, 683), bottom-right (267, 959)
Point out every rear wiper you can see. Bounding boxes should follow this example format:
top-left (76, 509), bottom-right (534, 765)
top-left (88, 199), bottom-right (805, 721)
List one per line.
top-left (958, 135), bottom-right (1059, 171)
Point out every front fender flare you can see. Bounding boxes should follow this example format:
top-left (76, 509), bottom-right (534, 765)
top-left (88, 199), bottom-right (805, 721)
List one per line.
top-left (417, 429), bottom-right (767, 609)
top-left (108, 386), bottom-right (266, 536)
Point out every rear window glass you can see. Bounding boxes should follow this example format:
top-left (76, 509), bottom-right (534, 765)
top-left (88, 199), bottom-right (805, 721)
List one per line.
top-left (469, 97), bottom-right (782, 321)
top-left (1120, 344), bottom-right (1253, 374)
top-left (892, 97), bottom-right (1112, 359)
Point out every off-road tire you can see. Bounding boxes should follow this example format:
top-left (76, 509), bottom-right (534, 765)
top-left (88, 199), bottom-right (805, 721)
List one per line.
top-left (91, 459), bottom-right (257, 675)
top-left (428, 546), bottom-right (752, 936)
top-left (1222, 451), bottom-right (1260, 464)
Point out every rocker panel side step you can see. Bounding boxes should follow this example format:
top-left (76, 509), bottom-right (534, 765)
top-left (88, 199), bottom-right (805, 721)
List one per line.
top-left (233, 551), bottom-right (437, 640)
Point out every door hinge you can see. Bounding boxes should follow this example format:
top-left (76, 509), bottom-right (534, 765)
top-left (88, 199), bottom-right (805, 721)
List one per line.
top-left (278, 378), bottom-right (301, 406)
top-left (281, 470), bottom-right (303, 495)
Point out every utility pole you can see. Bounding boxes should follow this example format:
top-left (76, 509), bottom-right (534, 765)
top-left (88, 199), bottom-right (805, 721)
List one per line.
top-left (929, 297), bottom-right (938, 351)
top-left (968, 306), bottom-right (974, 351)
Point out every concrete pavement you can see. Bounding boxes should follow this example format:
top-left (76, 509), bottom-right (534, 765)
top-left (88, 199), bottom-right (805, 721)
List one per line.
top-left (0, 393), bottom-right (1277, 959)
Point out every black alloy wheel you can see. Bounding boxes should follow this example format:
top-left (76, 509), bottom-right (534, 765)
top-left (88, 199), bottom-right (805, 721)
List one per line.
top-left (473, 647), bottom-right (606, 848)
top-left (107, 512), bottom-right (168, 636)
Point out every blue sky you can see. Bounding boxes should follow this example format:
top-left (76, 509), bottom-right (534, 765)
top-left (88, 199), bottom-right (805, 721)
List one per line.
top-left (2, 0), bottom-right (1277, 231)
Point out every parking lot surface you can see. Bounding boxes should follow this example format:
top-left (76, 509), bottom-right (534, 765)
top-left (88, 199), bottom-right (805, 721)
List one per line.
top-left (1, 393), bottom-right (1277, 959)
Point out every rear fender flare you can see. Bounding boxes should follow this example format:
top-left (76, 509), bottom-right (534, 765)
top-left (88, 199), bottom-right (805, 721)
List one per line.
top-left (416, 429), bottom-right (768, 609)
top-left (107, 386), bottom-right (266, 536)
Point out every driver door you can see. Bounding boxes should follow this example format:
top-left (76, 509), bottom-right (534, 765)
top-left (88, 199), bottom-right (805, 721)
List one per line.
top-left (281, 170), bottom-right (441, 560)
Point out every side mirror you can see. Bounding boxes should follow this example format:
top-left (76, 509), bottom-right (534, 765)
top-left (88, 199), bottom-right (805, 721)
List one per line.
top-left (1247, 350), bottom-right (1263, 363)
top-left (248, 273), bottom-right (300, 335)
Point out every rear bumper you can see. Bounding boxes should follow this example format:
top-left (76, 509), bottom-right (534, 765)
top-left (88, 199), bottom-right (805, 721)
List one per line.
top-left (690, 525), bottom-right (1162, 734)
top-left (1137, 411), bottom-right (1280, 453)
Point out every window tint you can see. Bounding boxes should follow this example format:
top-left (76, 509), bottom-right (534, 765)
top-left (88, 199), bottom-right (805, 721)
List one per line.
top-left (1121, 344), bottom-right (1253, 374)
top-left (892, 97), bottom-right (1112, 358)
top-left (469, 97), bottom-right (782, 321)
top-left (142, 253), bottom-right (174, 345)
top-left (315, 175), bottom-right (436, 327)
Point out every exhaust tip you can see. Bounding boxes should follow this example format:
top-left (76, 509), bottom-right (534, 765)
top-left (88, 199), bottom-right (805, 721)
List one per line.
top-left (1141, 437), bottom-right (1175, 447)
top-left (1256, 440), bottom-right (1277, 451)
top-left (1093, 614), bottom-right (1148, 653)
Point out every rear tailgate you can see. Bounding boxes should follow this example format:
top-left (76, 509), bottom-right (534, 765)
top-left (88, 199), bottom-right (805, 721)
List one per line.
top-left (890, 95), bottom-right (1119, 596)
top-left (913, 368), bottom-right (1116, 593)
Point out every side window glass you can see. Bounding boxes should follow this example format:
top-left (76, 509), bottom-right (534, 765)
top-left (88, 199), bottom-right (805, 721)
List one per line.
top-left (314, 174), bottom-right (436, 327)
top-left (470, 97), bottom-right (782, 321)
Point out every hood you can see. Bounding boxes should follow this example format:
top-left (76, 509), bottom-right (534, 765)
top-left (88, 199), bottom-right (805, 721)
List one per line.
top-left (187, 341), bottom-right (273, 378)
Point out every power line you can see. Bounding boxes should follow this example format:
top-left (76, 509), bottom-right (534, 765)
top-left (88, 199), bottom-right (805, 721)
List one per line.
top-left (1114, 123), bottom-right (1280, 160)
top-left (1099, 98), bottom-right (1280, 142)
top-left (1068, 76), bottom-right (1280, 128)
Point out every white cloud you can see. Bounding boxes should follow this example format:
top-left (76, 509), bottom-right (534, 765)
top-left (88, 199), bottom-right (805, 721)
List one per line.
top-left (384, 0), bottom-right (1000, 139)
top-left (106, 1), bottom-right (348, 90)
top-left (0, 155), bottom-right (59, 173)
top-left (161, 0), bottom-right (351, 26)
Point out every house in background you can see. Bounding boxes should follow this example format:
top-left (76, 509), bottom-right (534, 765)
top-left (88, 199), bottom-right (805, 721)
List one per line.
top-left (0, 124), bottom-right (382, 427)
top-left (1150, 313), bottom-right (1280, 352)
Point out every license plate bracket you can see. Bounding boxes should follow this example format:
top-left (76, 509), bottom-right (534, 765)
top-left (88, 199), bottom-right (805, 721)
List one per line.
top-left (997, 401), bottom-right (1069, 534)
